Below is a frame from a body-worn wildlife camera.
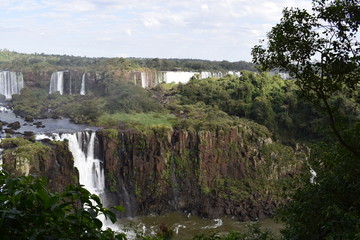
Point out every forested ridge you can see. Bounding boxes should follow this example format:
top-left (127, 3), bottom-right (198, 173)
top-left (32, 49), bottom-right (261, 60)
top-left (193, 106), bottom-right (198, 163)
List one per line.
top-left (0, 49), bottom-right (255, 72)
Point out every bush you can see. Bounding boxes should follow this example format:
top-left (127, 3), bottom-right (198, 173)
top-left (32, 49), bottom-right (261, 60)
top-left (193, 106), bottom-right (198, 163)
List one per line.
top-left (278, 124), bottom-right (360, 239)
top-left (0, 171), bottom-right (126, 240)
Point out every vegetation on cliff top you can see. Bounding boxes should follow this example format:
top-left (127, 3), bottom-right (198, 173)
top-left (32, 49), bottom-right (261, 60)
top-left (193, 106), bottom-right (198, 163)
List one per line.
top-left (0, 49), bottom-right (254, 73)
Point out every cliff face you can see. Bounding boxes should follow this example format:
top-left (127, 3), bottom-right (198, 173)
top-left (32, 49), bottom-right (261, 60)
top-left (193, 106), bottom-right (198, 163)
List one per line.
top-left (0, 123), bottom-right (304, 220)
top-left (22, 68), bottom-right (161, 94)
top-left (1, 138), bottom-right (78, 192)
top-left (98, 124), bottom-right (304, 220)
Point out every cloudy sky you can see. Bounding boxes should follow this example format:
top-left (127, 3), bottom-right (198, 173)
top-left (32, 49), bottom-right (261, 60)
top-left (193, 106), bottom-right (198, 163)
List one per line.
top-left (0, 0), bottom-right (312, 62)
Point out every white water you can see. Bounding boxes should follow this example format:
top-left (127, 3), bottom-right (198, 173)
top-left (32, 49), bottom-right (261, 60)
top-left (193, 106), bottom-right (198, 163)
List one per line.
top-left (0, 145), bottom-right (3, 171)
top-left (135, 70), bottom-right (241, 87)
top-left (49, 71), bottom-right (64, 95)
top-left (140, 72), bottom-right (148, 88)
top-left (0, 71), bottom-right (24, 99)
top-left (80, 73), bottom-right (86, 95)
top-left (37, 132), bottom-right (105, 196)
top-left (161, 71), bottom-right (242, 84)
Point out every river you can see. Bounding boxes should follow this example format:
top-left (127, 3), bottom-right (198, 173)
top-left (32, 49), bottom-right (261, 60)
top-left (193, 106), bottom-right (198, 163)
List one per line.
top-left (116, 212), bottom-right (283, 239)
top-left (0, 105), bottom-right (98, 138)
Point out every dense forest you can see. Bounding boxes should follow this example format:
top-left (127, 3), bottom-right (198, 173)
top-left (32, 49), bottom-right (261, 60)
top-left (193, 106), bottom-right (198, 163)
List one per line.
top-left (0, 49), bottom-right (255, 72)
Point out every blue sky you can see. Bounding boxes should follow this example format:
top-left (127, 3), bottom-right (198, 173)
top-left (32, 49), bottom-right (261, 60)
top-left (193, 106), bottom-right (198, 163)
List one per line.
top-left (0, 0), bottom-right (312, 61)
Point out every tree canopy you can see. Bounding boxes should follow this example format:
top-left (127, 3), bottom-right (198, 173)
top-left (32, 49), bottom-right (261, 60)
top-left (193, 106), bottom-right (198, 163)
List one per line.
top-left (252, 0), bottom-right (360, 158)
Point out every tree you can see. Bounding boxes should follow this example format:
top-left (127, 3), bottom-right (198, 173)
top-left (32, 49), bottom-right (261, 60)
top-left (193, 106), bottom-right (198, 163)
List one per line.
top-left (0, 171), bottom-right (126, 240)
top-left (252, 0), bottom-right (360, 158)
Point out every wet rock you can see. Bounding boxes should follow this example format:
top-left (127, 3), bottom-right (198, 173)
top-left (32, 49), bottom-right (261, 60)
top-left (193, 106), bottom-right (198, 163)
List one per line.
top-left (8, 121), bottom-right (21, 130)
top-left (51, 114), bottom-right (60, 119)
top-left (24, 116), bottom-right (34, 122)
top-left (4, 128), bottom-right (15, 134)
top-left (23, 131), bottom-right (34, 139)
top-left (33, 121), bottom-right (42, 126)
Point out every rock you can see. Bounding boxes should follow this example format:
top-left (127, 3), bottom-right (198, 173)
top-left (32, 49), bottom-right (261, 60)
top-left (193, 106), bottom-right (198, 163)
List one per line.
top-left (33, 121), bottom-right (42, 126)
top-left (8, 121), bottom-right (21, 130)
top-left (24, 116), bottom-right (34, 122)
top-left (51, 114), bottom-right (60, 119)
top-left (4, 128), bottom-right (15, 134)
top-left (23, 131), bottom-right (34, 138)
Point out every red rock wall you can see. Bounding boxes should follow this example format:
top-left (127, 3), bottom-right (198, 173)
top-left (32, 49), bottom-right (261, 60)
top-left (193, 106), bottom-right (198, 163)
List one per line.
top-left (98, 126), bottom-right (303, 220)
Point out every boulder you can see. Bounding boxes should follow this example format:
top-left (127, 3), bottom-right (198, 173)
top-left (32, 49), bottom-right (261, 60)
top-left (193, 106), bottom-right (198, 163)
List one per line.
top-left (8, 121), bottom-right (21, 130)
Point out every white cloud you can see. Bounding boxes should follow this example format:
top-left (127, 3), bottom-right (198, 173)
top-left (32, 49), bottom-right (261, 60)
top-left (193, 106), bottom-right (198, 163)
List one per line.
top-left (143, 16), bottom-right (161, 27)
top-left (201, 4), bottom-right (209, 11)
top-left (0, 0), bottom-right (313, 61)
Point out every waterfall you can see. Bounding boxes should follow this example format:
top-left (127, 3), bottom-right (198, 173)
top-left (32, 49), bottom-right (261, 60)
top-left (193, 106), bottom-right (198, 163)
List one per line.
top-left (162, 71), bottom-right (197, 84)
top-left (36, 132), bottom-right (105, 198)
top-left (62, 132), bottom-right (105, 197)
top-left (0, 146), bottom-right (3, 171)
top-left (0, 71), bottom-right (24, 100)
top-left (160, 71), bottom-right (241, 84)
top-left (49, 71), bottom-right (64, 95)
top-left (140, 72), bottom-right (147, 88)
top-left (80, 73), bottom-right (86, 95)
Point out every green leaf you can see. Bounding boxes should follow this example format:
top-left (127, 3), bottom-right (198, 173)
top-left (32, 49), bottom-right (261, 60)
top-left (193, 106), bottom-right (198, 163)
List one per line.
top-left (112, 205), bottom-right (125, 213)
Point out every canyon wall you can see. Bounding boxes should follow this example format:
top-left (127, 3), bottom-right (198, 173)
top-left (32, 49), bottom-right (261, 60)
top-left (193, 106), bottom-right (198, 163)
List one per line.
top-left (98, 124), bottom-right (304, 220)
top-left (0, 123), bottom-right (305, 220)
top-left (0, 138), bottom-right (78, 192)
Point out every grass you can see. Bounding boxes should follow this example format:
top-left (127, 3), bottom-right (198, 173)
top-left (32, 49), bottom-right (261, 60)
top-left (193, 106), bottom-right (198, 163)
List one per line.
top-left (96, 112), bottom-right (177, 127)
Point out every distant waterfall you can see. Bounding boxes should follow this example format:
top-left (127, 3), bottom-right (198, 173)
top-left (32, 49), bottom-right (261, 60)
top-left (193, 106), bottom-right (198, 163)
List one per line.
top-left (140, 72), bottom-right (147, 88)
top-left (49, 71), bottom-right (64, 95)
top-left (0, 146), bottom-right (3, 171)
top-left (161, 71), bottom-right (197, 84)
top-left (0, 71), bottom-right (24, 100)
top-left (80, 73), bottom-right (86, 95)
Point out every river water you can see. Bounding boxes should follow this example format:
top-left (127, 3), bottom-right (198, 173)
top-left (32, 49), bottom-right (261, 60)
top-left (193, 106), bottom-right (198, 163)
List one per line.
top-left (0, 105), bottom-right (98, 137)
top-left (117, 212), bottom-right (283, 239)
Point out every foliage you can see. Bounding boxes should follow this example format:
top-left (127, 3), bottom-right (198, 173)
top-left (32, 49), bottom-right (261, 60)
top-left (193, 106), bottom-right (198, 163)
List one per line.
top-left (96, 112), bottom-right (176, 128)
top-left (170, 70), bottom-right (352, 141)
top-left (130, 57), bottom-right (256, 72)
top-left (278, 123), bottom-right (360, 239)
top-left (0, 49), bottom-right (253, 73)
top-left (11, 87), bottom-right (47, 118)
top-left (252, 0), bottom-right (360, 157)
top-left (100, 78), bottom-right (163, 114)
top-left (192, 223), bottom-right (277, 240)
top-left (0, 171), bottom-right (126, 240)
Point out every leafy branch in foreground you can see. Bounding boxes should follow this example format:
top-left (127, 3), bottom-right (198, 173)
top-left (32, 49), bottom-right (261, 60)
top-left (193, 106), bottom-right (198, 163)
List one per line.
top-left (0, 171), bottom-right (126, 240)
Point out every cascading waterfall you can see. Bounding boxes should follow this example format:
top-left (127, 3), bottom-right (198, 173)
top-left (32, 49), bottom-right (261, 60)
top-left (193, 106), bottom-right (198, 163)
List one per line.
top-left (140, 72), bottom-right (147, 88)
top-left (62, 131), bottom-right (105, 197)
top-left (0, 71), bottom-right (24, 100)
top-left (0, 146), bottom-right (3, 171)
top-left (36, 132), bottom-right (105, 198)
top-left (80, 73), bottom-right (86, 95)
top-left (49, 71), bottom-right (64, 95)
top-left (159, 71), bottom-right (241, 84)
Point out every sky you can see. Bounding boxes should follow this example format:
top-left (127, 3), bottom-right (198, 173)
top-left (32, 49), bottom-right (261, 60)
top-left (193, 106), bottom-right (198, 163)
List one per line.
top-left (0, 0), bottom-right (312, 62)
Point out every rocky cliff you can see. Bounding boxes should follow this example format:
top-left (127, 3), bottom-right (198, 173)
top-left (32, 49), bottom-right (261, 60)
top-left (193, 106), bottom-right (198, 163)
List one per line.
top-left (98, 123), bottom-right (305, 220)
top-left (0, 138), bottom-right (78, 192)
top-left (0, 122), bottom-right (305, 220)
top-left (21, 68), bottom-right (161, 94)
